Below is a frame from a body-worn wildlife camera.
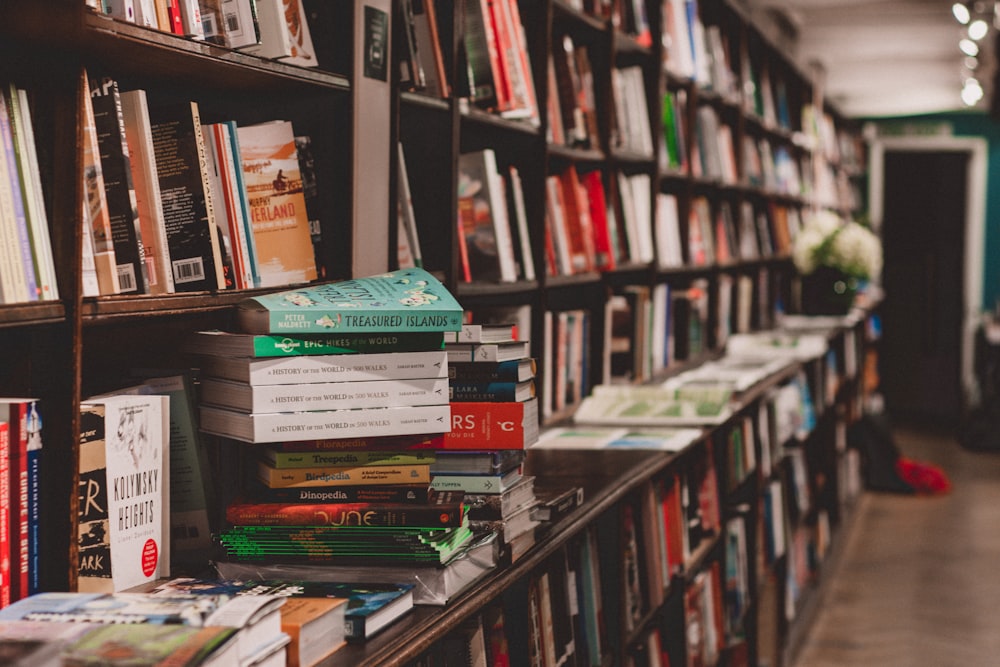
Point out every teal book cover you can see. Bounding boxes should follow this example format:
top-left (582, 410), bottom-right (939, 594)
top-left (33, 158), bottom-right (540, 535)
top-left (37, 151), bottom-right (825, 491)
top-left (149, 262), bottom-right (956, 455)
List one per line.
top-left (236, 268), bottom-right (464, 334)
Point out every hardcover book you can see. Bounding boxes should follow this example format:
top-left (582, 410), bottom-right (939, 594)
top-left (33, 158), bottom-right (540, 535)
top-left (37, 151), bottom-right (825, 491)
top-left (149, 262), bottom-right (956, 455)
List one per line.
top-left (449, 379), bottom-right (535, 403)
top-left (199, 375), bottom-right (449, 413)
top-left (441, 398), bottom-right (539, 450)
top-left (236, 119), bottom-right (317, 288)
top-left (200, 402), bottom-right (451, 444)
top-left (236, 268), bottom-right (464, 335)
top-left (445, 340), bottom-right (530, 362)
top-left (256, 460), bottom-right (432, 488)
top-left (248, 482), bottom-right (435, 505)
top-left (77, 394), bottom-right (169, 593)
top-left (430, 466), bottom-right (522, 495)
top-left (261, 447), bottom-right (436, 468)
top-left (449, 358), bottom-right (537, 383)
top-left (198, 348), bottom-right (448, 386)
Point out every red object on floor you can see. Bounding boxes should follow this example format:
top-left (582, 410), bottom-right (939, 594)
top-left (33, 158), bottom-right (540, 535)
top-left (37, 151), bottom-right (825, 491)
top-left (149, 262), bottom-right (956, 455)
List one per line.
top-left (895, 457), bottom-right (952, 495)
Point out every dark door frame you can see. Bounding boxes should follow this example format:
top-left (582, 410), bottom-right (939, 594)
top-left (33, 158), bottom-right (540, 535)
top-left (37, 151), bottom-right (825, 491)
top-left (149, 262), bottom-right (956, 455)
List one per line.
top-left (869, 135), bottom-right (987, 410)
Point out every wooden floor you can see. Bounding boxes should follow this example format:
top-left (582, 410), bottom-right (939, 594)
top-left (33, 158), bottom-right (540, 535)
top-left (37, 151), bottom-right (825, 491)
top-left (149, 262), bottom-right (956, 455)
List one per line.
top-left (792, 424), bottom-right (1000, 666)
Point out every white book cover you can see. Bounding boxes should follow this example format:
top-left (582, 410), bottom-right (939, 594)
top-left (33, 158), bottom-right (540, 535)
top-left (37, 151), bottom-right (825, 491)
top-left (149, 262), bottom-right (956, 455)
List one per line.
top-left (78, 394), bottom-right (169, 593)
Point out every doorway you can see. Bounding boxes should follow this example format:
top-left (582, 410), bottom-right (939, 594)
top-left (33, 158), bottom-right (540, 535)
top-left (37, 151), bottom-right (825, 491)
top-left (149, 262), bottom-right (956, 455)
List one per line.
top-left (869, 136), bottom-right (986, 428)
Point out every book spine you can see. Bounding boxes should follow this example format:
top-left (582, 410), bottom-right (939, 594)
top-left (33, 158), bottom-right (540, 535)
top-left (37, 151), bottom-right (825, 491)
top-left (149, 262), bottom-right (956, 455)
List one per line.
top-left (89, 75), bottom-right (149, 294)
top-left (441, 399), bottom-right (537, 450)
top-left (249, 482), bottom-right (433, 504)
top-left (257, 461), bottom-right (432, 488)
top-left (264, 448), bottom-right (437, 468)
top-left (0, 89), bottom-right (35, 302)
top-left (224, 120), bottom-right (259, 286)
top-left (76, 405), bottom-right (111, 592)
top-left (449, 381), bottom-right (530, 402)
top-left (203, 349), bottom-right (449, 386)
top-left (431, 470), bottom-right (519, 494)
top-left (8, 86), bottom-right (58, 301)
top-left (239, 331), bottom-right (446, 357)
top-left (203, 376), bottom-right (450, 413)
top-left (7, 402), bottom-right (29, 601)
top-left (26, 433), bottom-right (40, 595)
top-left (226, 500), bottom-right (464, 527)
top-left (449, 360), bottom-right (535, 383)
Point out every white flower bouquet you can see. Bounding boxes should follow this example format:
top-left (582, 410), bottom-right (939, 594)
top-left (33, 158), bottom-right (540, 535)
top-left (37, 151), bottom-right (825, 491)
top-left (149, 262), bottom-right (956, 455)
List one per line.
top-left (792, 210), bottom-right (882, 280)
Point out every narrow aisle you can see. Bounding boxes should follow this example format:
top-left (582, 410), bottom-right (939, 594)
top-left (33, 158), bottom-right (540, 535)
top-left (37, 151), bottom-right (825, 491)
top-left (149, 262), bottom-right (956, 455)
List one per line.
top-left (793, 426), bottom-right (1000, 666)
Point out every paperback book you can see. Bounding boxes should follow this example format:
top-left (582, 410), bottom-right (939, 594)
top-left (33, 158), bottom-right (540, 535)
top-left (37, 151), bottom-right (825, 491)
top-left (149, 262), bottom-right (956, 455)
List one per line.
top-left (236, 268), bottom-right (464, 335)
top-left (441, 398), bottom-right (539, 450)
top-left (225, 490), bottom-right (466, 527)
top-left (255, 460), bottom-right (432, 488)
top-left (186, 329), bottom-right (446, 358)
top-left (261, 447), bottom-right (436, 469)
top-left (448, 358), bottom-right (537, 383)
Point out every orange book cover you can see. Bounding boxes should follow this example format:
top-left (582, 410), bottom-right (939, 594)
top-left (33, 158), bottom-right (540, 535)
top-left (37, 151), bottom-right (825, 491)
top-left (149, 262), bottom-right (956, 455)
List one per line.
top-left (237, 120), bottom-right (317, 288)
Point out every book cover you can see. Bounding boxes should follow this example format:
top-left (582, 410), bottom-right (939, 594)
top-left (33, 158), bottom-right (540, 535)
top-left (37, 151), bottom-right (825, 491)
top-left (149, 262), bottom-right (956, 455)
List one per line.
top-left (235, 268), bottom-right (464, 335)
top-left (201, 402), bottom-right (451, 444)
top-left (198, 348), bottom-right (448, 386)
top-left (430, 449), bottom-right (523, 475)
top-left (88, 74), bottom-right (149, 294)
top-left (340, 583), bottom-right (414, 641)
top-left (200, 375), bottom-right (449, 413)
top-left (221, 0), bottom-right (261, 48)
top-left (279, 596), bottom-right (347, 667)
top-left (237, 120), bottom-right (317, 288)
top-left (449, 358), bottom-right (537, 383)
top-left (444, 323), bottom-right (517, 344)
top-left (77, 395), bottom-right (169, 593)
top-left (200, 125), bottom-right (239, 290)
top-left (256, 460), bottom-right (432, 488)
top-left (457, 149), bottom-right (517, 283)
top-left (0, 399), bottom-right (34, 603)
top-left (431, 466), bottom-right (522, 495)
top-left (269, 433), bottom-right (444, 452)
top-left (247, 482), bottom-right (434, 505)
top-left (61, 624), bottom-right (239, 667)
top-left (0, 422), bottom-right (9, 607)
top-left (441, 398), bottom-right (539, 450)
top-left (225, 490), bottom-right (466, 527)
top-left (464, 475), bottom-right (535, 520)
top-left (119, 89), bottom-right (174, 295)
top-left (148, 100), bottom-right (223, 292)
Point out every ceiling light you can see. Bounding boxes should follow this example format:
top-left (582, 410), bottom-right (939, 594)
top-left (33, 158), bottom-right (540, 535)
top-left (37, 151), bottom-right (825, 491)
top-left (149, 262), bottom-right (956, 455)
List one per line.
top-left (962, 78), bottom-right (984, 105)
top-left (969, 18), bottom-right (989, 39)
top-left (965, 55), bottom-right (980, 69)
top-left (960, 38), bottom-right (980, 56)
top-left (954, 2), bottom-right (971, 23)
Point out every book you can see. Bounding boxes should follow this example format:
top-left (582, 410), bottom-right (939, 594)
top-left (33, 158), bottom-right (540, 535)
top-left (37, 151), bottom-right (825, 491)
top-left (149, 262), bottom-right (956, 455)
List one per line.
top-left (468, 496), bottom-right (538, 543)
top-left (119, 89), bottom-right (174, 294)
top-left (533, 425), bottom-right (704, 451)
top-left (221, 0), bottom-right (261, 48)
top-left (200, 375), bottom-right (449, 413)
top-left (200, 402), bottom-right (451, 444)
top-left (573, 385), bottom-right (734, 426)
top-left (198, 348), bottom-right (447, 386)
top-left (256, 460), bottom-right (432, 488)
top-left (148, 99), bottom-right (224, 292)
top-left (247, 482), bottom-right (435, 505)
top-left (431, 449), bottom-right (524, 475)
top-left (442, 398), bottom-right (539, 450)
top-left (449, 379), bottom-right (535, 403)
top-left (187, 329), bottom-right (445, 358)
top-left (445, 340), bottom-right (531, 362)
top-left (449, 358), bottom-right (537, 383)
top-left (279, 596), bottom-right (347, 667)
top-left (77, 394), bottom-right (170, 593)
top-left (464, 475), bottom-right (535, 520)
top-left (225, 490), bottom-right (466, 527)
top-left (199, 124), bottom-right (239, 289)
top-left (261, 447), bottom-right (436, 469)
top-left (0, 398), bottom-right (39, 602)
top-left (457, 149), bottom-right (518, 283)
top-left (61, 624), bottom-right (240, 667)
top-left (245, 0), bottom-right (318, 66)
top-left (236, 120), bottom-right (317, 288)
top-left (530, 485), bottom-right (584, 523)
top-left (235, 268), bottom-right (464, 335)
top-left (339, 583), bottom-right (416, 641)
top-left (0, 422), bottom-right (9, 607)
top-left (410, 0), bottom-right (448, 98)
top-left (431, 466), bottom-right (522, 494)
top-left (0, 88), bottom-right (38, 303)
top-left (88, 73), bottom-right (149, 294)
top-left (262, 433), bottom-right (444, 453)
top-left (80, 68), bottom-right (121, 296)
top-left (443, 322), bottom-right (518, 344)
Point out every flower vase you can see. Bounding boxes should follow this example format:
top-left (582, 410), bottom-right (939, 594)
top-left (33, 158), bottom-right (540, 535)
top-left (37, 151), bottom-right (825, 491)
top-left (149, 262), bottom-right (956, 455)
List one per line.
top-left (801, 266), bottom-right (858, 316)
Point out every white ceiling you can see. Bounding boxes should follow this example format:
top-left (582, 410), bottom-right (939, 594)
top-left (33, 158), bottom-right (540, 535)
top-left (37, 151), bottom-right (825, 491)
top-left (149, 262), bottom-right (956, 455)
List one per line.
top-left (738, 0), bottom-right (993, 118)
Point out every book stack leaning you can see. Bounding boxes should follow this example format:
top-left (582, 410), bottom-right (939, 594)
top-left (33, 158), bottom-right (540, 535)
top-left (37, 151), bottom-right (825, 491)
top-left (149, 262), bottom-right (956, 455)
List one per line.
top-left (191, 269), bottom-right (500, 620)
top-left (440, 323), bottom-right (543, 563)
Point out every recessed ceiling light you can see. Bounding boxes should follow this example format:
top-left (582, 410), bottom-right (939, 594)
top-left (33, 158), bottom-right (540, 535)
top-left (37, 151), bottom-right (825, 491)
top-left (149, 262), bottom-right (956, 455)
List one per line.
top-left (954, 2), bottom-right (971, 24)
top-left (960, 38), bottom-right (980, 56)
top-left (969, 18), bottom-right (989, 40)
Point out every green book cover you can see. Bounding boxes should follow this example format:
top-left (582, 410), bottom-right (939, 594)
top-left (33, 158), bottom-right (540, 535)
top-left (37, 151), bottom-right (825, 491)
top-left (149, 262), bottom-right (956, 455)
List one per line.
top-left (188, 329), bottom-right (445, 357)
top-left (236, 268), bottom-right (464, 335)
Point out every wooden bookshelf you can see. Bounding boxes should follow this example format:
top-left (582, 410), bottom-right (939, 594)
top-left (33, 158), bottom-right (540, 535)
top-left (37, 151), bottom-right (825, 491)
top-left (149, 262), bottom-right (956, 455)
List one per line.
top-left (0, 0), bottom-right (871, 664)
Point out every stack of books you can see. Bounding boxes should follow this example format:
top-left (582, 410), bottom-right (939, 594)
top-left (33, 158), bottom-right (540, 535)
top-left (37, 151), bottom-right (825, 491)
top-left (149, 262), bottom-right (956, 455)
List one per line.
top-left (438, 323), bottom-right (542, 561)
top-left (191, 270), bottom-right (501, 612)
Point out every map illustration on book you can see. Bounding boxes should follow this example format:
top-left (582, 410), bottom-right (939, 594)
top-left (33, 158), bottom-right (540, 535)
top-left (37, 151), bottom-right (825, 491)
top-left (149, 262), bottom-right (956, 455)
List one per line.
top-left (236, 268), bottom-right (464, 334)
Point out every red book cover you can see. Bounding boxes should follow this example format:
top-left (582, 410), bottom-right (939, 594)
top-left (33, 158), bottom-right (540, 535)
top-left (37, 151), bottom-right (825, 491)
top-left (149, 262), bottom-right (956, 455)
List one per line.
top-left (557, 166), bottom-right (595, 273)
top-left (0, 421), bottom-right (9, 608)
top-left (166, 0), bottom-right (185, 35)
top-left (226, 489), bottom-right (465, 527)
top-left (1, 401), bottom-right (29, 602)
top-left (582, 170), bottom-right (615, 271)
top-left (485, 0), bottom-right (514, 112)
top-left (440, 398), bottom-right (539, 450)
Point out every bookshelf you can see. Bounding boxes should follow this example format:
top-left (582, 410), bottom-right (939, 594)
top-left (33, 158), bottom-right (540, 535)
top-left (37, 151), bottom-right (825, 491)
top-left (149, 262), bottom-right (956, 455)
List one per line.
top-left (0, 0), bottom-right (871, 665)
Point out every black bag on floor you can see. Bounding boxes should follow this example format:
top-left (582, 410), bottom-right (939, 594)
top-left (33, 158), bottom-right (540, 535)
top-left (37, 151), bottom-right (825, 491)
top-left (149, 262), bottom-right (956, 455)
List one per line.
top-left (848, 413), bottom-right (914, 494)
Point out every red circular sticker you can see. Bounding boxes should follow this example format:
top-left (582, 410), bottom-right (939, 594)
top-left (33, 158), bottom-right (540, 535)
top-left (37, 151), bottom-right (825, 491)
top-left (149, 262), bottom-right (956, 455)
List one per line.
top-left (141, 539), bottom-right (159, 577)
